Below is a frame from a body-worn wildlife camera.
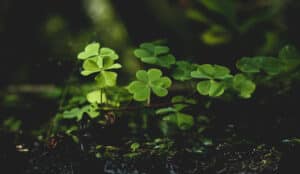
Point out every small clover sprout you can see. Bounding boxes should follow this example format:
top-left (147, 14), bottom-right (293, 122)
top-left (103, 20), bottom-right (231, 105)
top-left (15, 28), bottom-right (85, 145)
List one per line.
top-left (163, 113), bottom-right (194, 130)
top-left (127, 68), bottom-right (172, 104)
top-left (156, 96), bottom-right (195, 130)
top-left (130, 143), bottom-right (140, 152)
top-left (134, 42), bottom-right (176, 68)
top-left (63, 105), bottom-right (99, 121)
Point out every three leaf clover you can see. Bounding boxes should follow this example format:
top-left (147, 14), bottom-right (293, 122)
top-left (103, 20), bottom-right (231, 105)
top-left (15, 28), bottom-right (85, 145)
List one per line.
top-left (172, 61), bottom-right (197, 81)
top-left (127, 68), bottom-right (172, 103)
top-left (191, 64), bottom-right (232, 97)
top-left (236, 56), bottom-right (283, 76)
top-left (77, 42), bottom-right (122, 88)
top-left (196, 80), bottom-right (225, 97)
top-left (191, 64), bottom-right (232, 80)
top-left (134, 42), bottom-right (176, 68)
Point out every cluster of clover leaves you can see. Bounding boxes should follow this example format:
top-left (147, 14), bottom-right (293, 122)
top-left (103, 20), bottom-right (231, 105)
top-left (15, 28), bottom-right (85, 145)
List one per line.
top-left (62, 41), bottom-right (300, 130)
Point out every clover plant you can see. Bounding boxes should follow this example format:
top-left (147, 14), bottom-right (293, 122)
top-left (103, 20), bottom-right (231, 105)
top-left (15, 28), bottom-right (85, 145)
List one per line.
top-left (134, 42), bottom-right (176, 68)
top-left (191, 64), bottom-right (232, 97)
top-left (63, 104), bottom-right (99, 121)
top-left (58, 41), bottom-right (300, 142)
top-left (77, 42), bottom-right (122, 104)
top-left (278, 45), bottom-right (300, 71)
top-left (127, 68), bottom-right (172, 105)
top-left (236, 56), bottom-right (283, 75)
top-left (61, 42), bottom-right (123, 122)
top-left (232, 74), bottom-right (256, 98)
top-left (172, 61), bottom-right (197, 81)
top-left (156, 96), bottom-right (196, 130)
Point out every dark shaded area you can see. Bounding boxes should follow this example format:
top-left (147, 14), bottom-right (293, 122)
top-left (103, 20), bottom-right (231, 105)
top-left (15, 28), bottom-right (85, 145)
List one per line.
top-left (0, 132), bottom-right (288, 174)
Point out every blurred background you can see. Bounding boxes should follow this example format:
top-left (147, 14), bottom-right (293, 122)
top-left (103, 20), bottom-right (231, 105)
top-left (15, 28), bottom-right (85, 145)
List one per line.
top-left (1, 0), bottom-right (300, 135)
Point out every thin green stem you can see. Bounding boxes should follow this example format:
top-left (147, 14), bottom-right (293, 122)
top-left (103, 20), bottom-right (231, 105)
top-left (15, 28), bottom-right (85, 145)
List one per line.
top-left (99, 88), bottom-right (102, 104)
top-left (147, 94), bottom-right (151, 106)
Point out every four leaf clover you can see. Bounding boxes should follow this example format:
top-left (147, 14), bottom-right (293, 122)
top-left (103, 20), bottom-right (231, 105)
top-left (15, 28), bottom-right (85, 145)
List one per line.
top-left (127, 68), bottom-right (172, 103)
top-left (134, 42), bottom-right (176, 68)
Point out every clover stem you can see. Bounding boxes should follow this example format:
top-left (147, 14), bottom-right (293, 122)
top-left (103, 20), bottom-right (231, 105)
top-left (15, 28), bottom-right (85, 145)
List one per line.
top-left (147, 94), bottom-right (151, 106)
top-left (99, 88), bottom-right (103, 104)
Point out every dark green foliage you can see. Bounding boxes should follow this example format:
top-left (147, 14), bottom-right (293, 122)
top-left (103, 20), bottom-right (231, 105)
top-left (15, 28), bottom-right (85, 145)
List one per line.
top-left (134, 42), bottom-right (176, 68)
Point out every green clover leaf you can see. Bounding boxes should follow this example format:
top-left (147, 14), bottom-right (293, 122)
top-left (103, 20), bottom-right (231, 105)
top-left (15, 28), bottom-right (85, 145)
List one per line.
top-left (232, 74), bottom-right (256, 98)
top-left (134, 42), bottom-right (176, 68)
top-left (191, 64), bottom-right (232, 80)
top-left (63, 105), bottom-right (99, 121)
top-left (171, 95), bottom-right (196, 111)
top-left (236, 57), bottom-right (262, 73)
top-left (172, 61), bottom-right (197, 81)
top-left (196, 80), bottom-right (225, 97)
top-left (278, 45), bottom-right (300, 71)
top-left (236, 56), bottom-right (283, 75)
top-left (200, 0), bottom-right (236, 24)
top-left (86, 90), bottom-right (107, 104)
top-left (127, 68), bottom-right (172, 102)
top-left (77, 42), bottom-right (100, 60)
top-left (95, 71), bottom-right (118, 88)
top-left (162, 113), bottom-right (194, 130)
top-left (80, 55), bottom-right (121, 76)
top-left (130, 143), bottom-right (140, 152)
top-left (279, 45), bottom-right (299, 60)
top-left (156, 96), bottom-right (195, 131)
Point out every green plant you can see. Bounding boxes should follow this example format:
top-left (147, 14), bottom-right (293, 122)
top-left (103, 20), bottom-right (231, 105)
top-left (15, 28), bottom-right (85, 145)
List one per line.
top-left (134, 42), bottom-right (176, 68)
top-left (172, 61), bottom-right (197, 81)
top-left (78, 43), bottom-right (121, 87)
top-left (57, 41), bottom-right (300, 142)
top-left (191, 64), bottom-right (233, 97)
top-left (62, 104), bottom-right (99, 121)
top-left (61, 42), bottom-right (123, 121)
top-left (156, 96), bottom-right (196, 130)
top-left (130, 142), bottom-right (140, 152)
top-left (231, 74), bottom-right (256, 98)
top-left (127, 68), bottom-right (172, 105)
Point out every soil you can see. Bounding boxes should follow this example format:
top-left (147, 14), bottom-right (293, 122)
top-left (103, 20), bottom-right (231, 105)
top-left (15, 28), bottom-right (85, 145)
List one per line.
top-left (2, 131), bottom-right (297, 174)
